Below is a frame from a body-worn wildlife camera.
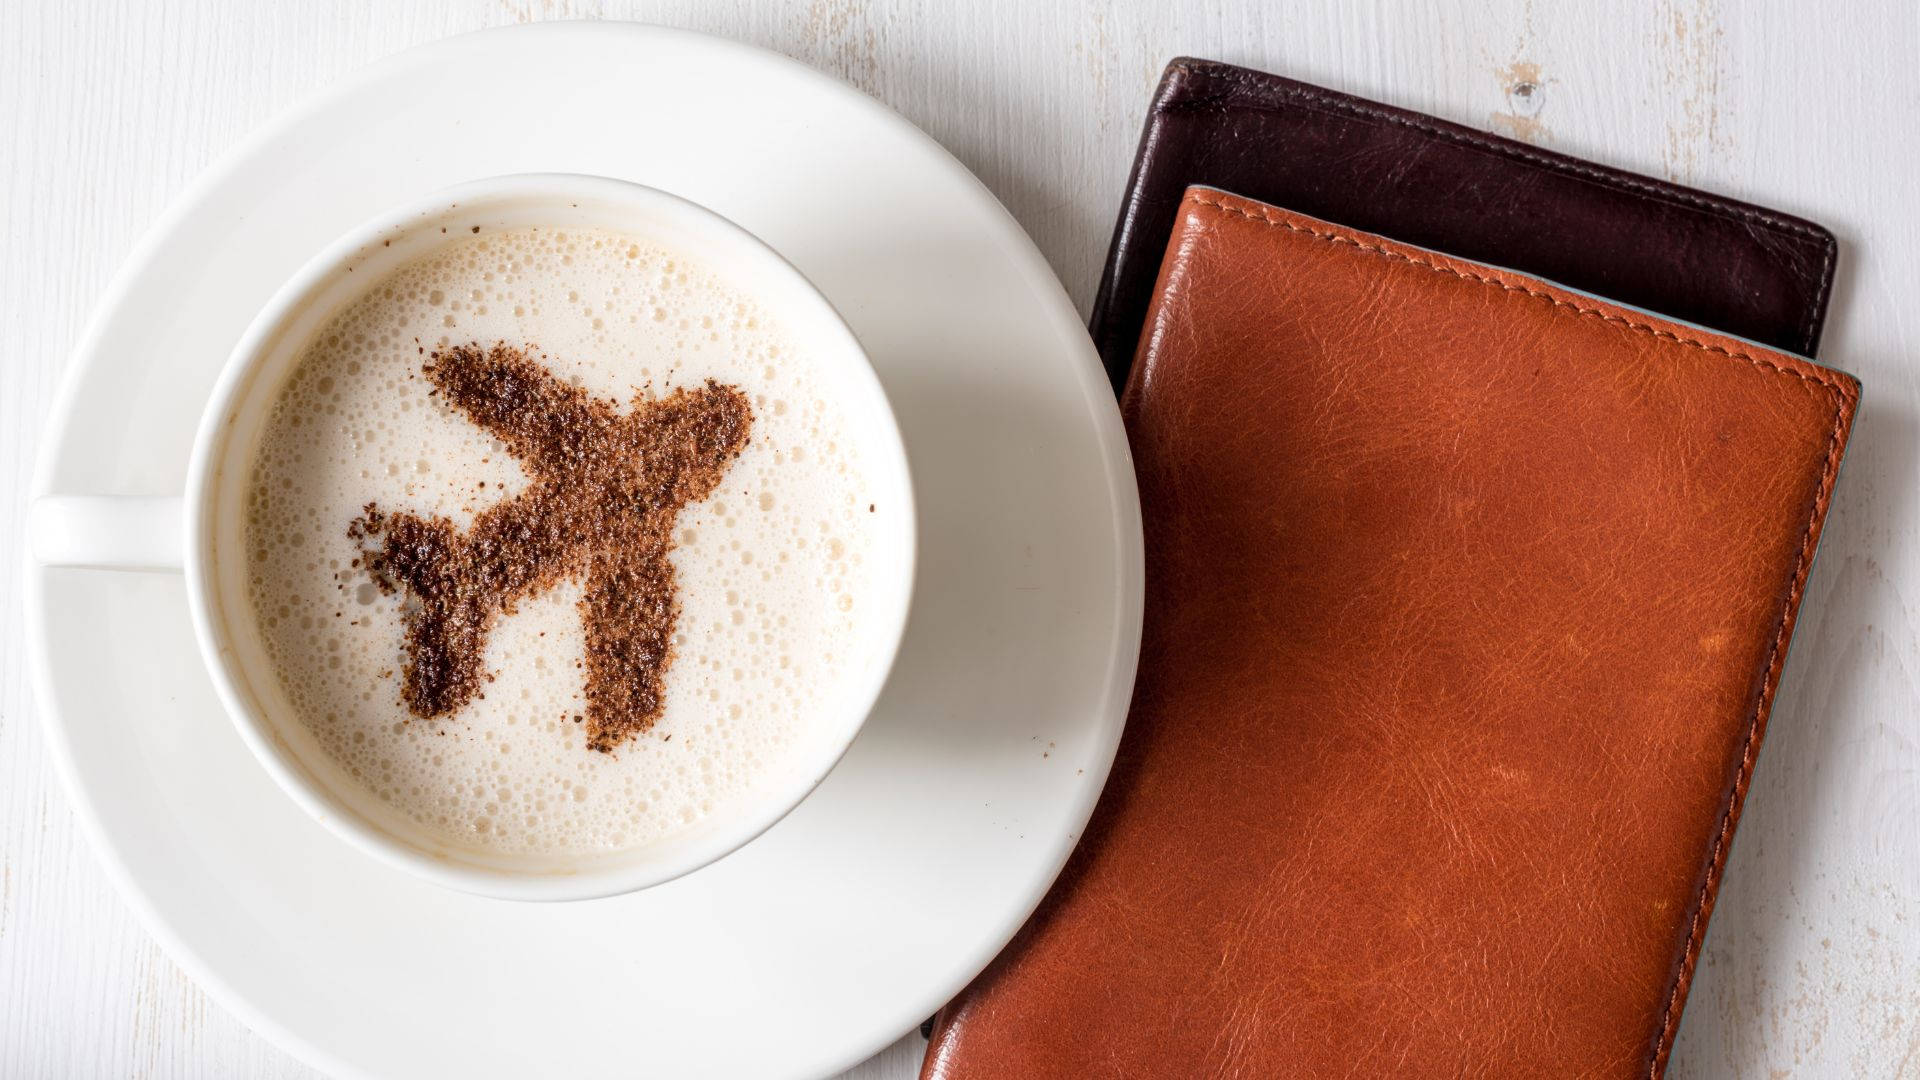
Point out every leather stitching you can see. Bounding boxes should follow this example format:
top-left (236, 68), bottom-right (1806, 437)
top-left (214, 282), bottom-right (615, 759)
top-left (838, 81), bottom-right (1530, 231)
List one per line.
top-left (1182, 190), bottom-right (1853, 1080)
top-left (1801, 238), bottom-right (1837, 355)
top-left (1184, 194), bottom-right (1850, 394)
top-left (1166, 61), bottom-right (1830, 242)
top-left (1159, 61), bottom-right (1839, 355)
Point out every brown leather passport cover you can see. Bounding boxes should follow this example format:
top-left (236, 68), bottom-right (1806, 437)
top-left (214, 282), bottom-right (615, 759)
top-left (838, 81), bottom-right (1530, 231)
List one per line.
top-left (1087, 58), bottom-right (1839, 393)
top-left (923, 189), bottom-right (1857, 1078)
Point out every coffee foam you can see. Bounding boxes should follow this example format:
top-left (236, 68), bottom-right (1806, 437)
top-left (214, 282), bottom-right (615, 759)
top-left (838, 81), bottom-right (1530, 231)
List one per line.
top-left (242, 226), bottom-right (881, 856)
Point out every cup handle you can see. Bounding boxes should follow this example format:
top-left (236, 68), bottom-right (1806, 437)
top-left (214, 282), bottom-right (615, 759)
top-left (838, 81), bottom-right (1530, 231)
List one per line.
top-left (29, 495), bottom-right (187, 572)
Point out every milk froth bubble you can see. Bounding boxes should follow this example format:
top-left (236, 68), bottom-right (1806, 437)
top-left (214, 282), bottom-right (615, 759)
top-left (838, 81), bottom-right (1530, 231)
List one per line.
top-left (242, 226), bottom-right (879, 856)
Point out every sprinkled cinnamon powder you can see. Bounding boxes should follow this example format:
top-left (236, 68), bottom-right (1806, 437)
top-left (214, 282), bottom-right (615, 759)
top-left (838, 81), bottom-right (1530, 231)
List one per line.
top-left (350, 342), bottom-right (751, 752)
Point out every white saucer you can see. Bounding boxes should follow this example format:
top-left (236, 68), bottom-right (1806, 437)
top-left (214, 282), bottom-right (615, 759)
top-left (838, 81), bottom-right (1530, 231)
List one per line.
top-left (27, 23), bottom-right (1142, 1080)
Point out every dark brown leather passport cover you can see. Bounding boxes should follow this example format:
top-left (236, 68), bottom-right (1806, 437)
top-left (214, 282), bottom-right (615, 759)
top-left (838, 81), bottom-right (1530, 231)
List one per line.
top-left (923, 189), bottom-right (1857, 1078)
top-left (1087, 58), bottom-right (1839, 393)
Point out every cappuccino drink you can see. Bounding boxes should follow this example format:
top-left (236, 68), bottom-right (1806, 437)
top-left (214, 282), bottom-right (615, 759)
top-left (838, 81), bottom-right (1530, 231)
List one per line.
top-left (243, 225), bottom-right (886, 857)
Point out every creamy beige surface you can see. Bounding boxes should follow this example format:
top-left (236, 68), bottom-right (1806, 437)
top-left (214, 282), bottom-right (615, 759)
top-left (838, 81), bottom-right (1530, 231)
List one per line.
top-left (244, 226), bottom-right (878, 855)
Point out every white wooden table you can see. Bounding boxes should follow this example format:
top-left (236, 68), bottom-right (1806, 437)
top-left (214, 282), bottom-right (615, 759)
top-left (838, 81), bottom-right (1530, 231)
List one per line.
top-left (4, 2), bottom-right (1916, 1076)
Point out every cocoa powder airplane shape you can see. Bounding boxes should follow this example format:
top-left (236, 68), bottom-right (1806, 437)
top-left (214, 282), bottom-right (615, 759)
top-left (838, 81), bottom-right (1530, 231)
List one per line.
top-left (350, 342), bottom-right (751, 752)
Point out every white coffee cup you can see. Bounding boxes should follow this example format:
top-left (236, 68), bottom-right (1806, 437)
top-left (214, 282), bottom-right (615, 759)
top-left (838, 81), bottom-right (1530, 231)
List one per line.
top-left (29, 174), bottom-right (917, 901)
